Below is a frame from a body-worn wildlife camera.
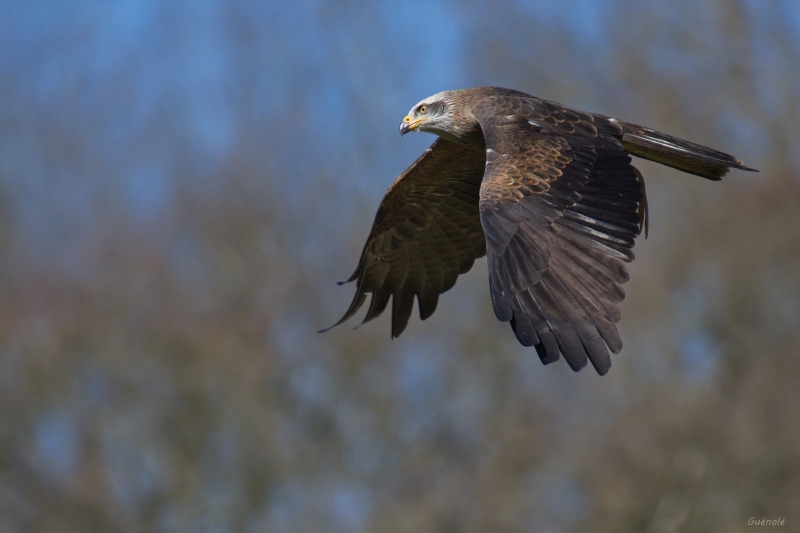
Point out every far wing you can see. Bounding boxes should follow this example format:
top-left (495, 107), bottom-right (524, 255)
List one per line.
top-left (477, 112), bottom-right (644, 375)
top-left (324, 138), bottom-right (487, 337)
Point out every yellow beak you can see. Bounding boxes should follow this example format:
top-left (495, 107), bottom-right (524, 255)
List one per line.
top-left (400, 116), bottom-right (427, 135)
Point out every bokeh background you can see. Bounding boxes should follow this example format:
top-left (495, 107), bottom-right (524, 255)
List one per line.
top-left (2, 0), bottom-right (800, 531)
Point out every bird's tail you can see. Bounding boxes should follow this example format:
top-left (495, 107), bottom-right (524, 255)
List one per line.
top-left (620, 124), bottom-right (758, 180)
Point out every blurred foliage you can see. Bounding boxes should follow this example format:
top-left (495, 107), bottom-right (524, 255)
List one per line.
top-left (1, 0), bottom-right (799, 531)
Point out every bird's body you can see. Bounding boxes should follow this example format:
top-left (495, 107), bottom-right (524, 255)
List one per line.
top-left (324, 87), bottom-right (756, 375)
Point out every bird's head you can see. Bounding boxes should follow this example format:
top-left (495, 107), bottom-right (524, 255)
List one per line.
top-left (399, 91), bottom-right (471, 143)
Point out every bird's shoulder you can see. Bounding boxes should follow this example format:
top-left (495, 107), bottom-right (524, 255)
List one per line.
top-left (467, 88), bottom-right (625, 140)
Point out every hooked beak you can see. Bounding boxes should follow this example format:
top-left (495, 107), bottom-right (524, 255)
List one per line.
top-left (400, 116), bottom-right (427, 135)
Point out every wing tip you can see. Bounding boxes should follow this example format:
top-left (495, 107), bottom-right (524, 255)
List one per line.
top-left (318, 323), bottom-right (336, 334)
top-left (322, 292), bottom-right (368, 334)
top-left (535, 342), bottom-right (560, 365)
top-left (593, 361), bottom-right (611, 376)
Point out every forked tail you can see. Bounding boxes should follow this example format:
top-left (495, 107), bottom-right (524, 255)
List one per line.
top-left (621, 124), bottom-right (758, 180)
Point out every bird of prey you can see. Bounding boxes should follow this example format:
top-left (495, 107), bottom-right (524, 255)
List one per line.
top-left (323, 87), bottom-right (756, 375)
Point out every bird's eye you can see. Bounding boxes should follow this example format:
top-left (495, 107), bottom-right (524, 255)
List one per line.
top-left (419, 105), bottom-right (428, 114)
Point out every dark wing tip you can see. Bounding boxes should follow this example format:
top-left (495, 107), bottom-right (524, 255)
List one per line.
top-left (318, 322), bottom-right (338, 334)
top-left (534, 342), bottom-right (560, 365)
top-left (594, 362), bottom-right (611, 376)
top-left (391, 291), bottom-right (415, 338)
top-left (321, 292), bottom-right (368, 334)
top-left (337, 270), bottom-right (359, 285)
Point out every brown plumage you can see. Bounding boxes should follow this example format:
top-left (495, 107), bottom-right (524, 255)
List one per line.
top-left (323, 87), bottom-right (757, 375)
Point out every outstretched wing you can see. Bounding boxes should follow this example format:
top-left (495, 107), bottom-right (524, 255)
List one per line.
top-left (324, 138), bottom-right (487, 337)
top-left (475, 102), bottom-right (644, 375)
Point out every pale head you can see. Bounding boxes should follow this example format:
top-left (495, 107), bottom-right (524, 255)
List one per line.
top-left (399, 90), bottom-right (478, 144)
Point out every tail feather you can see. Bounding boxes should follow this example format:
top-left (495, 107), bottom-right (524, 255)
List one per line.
top-left (620, 124), bottom-right (758, 181)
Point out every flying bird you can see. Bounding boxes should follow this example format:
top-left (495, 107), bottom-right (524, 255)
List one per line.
top-left (323, 87), bottom-right (756, 375)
